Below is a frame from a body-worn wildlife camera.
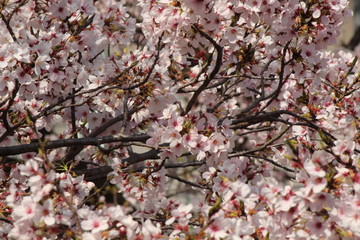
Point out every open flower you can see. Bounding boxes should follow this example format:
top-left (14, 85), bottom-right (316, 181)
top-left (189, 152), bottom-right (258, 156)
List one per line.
top-left (166, 204), bottom-right (193, 226)
top-left (81, 214), bottom-right (109, 233)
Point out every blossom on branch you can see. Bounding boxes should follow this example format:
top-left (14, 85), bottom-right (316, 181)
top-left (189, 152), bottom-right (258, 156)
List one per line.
top-left (0, 0), bottom-right (359, 239)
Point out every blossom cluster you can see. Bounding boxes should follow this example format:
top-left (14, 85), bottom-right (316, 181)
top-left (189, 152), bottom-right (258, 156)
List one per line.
top-left (0, 0), bottom-right (359, 239)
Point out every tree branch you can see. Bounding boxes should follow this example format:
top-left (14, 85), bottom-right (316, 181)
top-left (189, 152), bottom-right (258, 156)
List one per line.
top-left (166, 173), bottom-right (209, 189)
top-left (0, 134), bottom-right (150, 157)
top-left (184, 25), bottom-right (223, 115)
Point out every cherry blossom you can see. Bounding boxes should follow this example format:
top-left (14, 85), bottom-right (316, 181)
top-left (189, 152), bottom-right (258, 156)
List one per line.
top-left (165, 203), bottom-right (193, 226)
top-left (0, 0), bottom-right (359, 239)
top-left (81, 214), bottom-right (109, 233)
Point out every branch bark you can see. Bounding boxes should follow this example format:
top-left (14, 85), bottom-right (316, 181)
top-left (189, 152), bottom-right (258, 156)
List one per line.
top-left (0, 134), bottom-right (150, 157)
top-left (183, 25), bottom-right (223, 115)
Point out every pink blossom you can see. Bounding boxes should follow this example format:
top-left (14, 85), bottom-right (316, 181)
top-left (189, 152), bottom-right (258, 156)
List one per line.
top-left (182, 129), bottom-right (200, 149)
top-left (184, 0), bottom-right (210, 14)
top-left (0, 50), bottom-right (11, 68)
top-left (306, 217), bottom-right (331, 238)
top-left (304, 160), bottom-right (325, 177)
top-left (49, 1), bottom-right (70, 20)
top-left (81, 215), bottom-right (109, 233)
top-left (159, 148), bottom-right (177, 161)
top-left (12, 196), bottom-right (42, 222)
top-left (142, 219), bottom-right (162, 240)
top-left (308, 176), bottom-right (328, 193)
top-left (166, 203), bottom-right (193, 226)
top-left (204, 133), bottom-right (227, 153)
top-left (205, 216), bottom-right (229, 239)
top-left (87, 112), bottom-right (104, 129)
top-left (168, 115), bottom-right (184, 132)
top-left (335, 136), bottom-right (355, 155)
top-left (0, 0), bottom-right (359, 239)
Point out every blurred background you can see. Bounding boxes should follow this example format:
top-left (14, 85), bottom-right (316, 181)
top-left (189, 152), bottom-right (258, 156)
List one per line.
top-left (340, 0), bottom-right (360, 50)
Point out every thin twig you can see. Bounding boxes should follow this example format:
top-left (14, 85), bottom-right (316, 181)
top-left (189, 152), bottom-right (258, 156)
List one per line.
top-left (166, 174), bottom-right (209, 189)
top-left (247, 154), bottom-right (295, 173)
top-left (0, 134), bottom-right (151, 157)
top-left (229, 125), bottom-right (291, 157)
top-left (184, 25), bottom-right (223, 115)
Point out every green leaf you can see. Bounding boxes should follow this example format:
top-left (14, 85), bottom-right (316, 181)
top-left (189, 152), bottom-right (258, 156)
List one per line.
top-left (208, 195), bottom-right (222, 218)
top-left (318, 129), bottom-right (334, 146)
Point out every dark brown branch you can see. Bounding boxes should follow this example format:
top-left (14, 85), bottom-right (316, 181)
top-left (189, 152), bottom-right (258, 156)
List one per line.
top-left (127, 159), bottom-right (206, 173)
top-left (0, 80), bottom-right (20, 142)
top-left (231, 109), bottom-right (335, 140)
top-left (235, 41), bottom-right (292, 117)
top-left (78, 178), bottom-right (111, 207)
top-left (70, 85), bottom-right (78, 139)
top-left (177, 51), bottom-right (213, 94)
top-left (236, 126), bottom-right (276, 136)
top-left (78, 149), bottom-right (160, 181)
top-left (8, 0), bottom-right (29, 22)
top-left (166, 173), bottom-right (209, 189)
top-left (229, 125), bottom-right (291, 157)
top-left (0, 62), bottom-right (139, 142)
top-left (62, 106), bottom-right (140, 163)
top-left (184, 25), bottom-right (223, 115)
top-left (0, 217), bottom-right (13, 225)
top-left (73, 14), bottom-right (95, 36)
top-left (247, 154), bottom-right (295, 173)
top-left (119, 36), bottom-right (163, 91)
top-left (231, 111), bottom-right (283, 129)
top-left (344, 25), bottom-right (360, 50)
top-left (0, 134), bottom-right (150, 157)
top-left (77, 159), bottom-right (206, 182)
top-left (0, 12), bottom-right (18, 43)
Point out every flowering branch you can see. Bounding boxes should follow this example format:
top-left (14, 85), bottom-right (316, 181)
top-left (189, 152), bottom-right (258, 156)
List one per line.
top-left (184, 25), bottom-right (223, 114)
top-left (0, 134), bottom-right (150, 156)
top-left (0, 1), bottom-right (358, 239)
